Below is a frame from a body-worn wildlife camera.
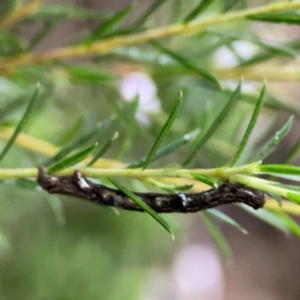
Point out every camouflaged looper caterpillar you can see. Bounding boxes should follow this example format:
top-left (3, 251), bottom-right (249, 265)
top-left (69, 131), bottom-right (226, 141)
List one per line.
top-left (37, 167), bottom-right (267, 213)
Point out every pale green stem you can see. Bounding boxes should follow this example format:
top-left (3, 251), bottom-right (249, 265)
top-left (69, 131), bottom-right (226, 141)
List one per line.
top-left (0, 161), bottom-right (261, 179)
top-left (222, 161), bottom-right (261, 175)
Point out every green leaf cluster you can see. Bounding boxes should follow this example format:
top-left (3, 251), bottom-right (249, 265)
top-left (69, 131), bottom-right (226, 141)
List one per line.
top-left (1, 0), bottom-right (300, 269)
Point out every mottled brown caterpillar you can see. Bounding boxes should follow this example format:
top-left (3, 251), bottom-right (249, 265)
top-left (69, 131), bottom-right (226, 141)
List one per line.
top-left (37, 168), bottom-right (267, 213)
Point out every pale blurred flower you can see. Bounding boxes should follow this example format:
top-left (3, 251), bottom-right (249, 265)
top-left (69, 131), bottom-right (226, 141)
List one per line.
top-left (119, 72), bottom-right (161, 126)
top-left (214, 41), bottom-right (259, 93)
top-left (144, 244), bottom-right (224, 300)
top-left (214, 41), bottom-right (258, 68)
top-left (172, 244), bottom-right (224, 300)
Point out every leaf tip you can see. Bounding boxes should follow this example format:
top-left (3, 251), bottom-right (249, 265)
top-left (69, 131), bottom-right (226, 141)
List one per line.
top-left (171, 232), bottom-right (175, 241)
top-left (112, 131), bottom-right (119, 140)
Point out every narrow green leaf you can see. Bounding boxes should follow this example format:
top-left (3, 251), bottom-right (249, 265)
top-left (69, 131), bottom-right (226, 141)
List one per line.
top-left (202, 211), bottom-right (232, 261)
top-left (150, 41), bottom-right (221, 90)
top-left (42, 116), bottom-right (114, 167)
top-left (251, 116), bottom-right (293, 162)
top-left (108, 178), bottom-right (173, 238)
top-left (85, 4), bottom-right (134, 45)
top-left (142, 92), bottom-right (183, 169)
top-left (184, 0), bottom-right (215, 23)
top-left (191, 174), bottom-right (218, 188)
top-left (241, 205), bottom-right (290, 234)
top-left (183, 81), bottom-right (241, 166)
top-left (48, 142), bottom-right (98, 173)
top-left (133, 0), bottom-right (168, 28)
top-left (63, 65), bottom-right (116, 83)
top-left (0, 85), bottom-right (39, 162)
top-left (258, 164), bottom-right (300, 176)
top-left (172, 184), bottom-right (194, 191)
top-left (286, 193), bottom-right (300, 205)
top-left (128, 129), bottom-right (199, 169)
top-left (87, 131), bottom-right (119, 167)
top-left (230, 83), bottom-right (266, 166)
top-left (207, 209), bottom-right (248, 234)
top-left (248, 13), bottom-right (300, 25)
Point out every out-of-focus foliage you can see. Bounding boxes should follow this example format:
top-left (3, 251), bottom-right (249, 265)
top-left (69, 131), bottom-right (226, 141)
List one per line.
top-left (1, 0), bottom-right (300, 299)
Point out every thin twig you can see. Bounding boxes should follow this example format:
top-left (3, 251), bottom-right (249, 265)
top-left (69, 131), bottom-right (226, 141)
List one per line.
top-left (0, 0), bottom-right (45, 31)
top-left (1, 1), bottom-right (300, 74)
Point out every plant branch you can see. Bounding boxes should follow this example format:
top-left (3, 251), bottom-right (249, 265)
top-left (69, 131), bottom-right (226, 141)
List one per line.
top-left (1, 130), bottom-right (300, 216)
top-left (0, 126), bottom-right (236, 167)
top-left (0, 127), bottom-right (122, 168)
top-left (0, 0), bottom-right (45, 31)
top-left (0, 161), bottom-right (259, 180)
top-left (1, 1), bottom-right (300, 74)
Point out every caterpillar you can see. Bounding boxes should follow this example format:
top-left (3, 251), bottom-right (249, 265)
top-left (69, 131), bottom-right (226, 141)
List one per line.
top-left (37, 167), bottom-right (266, 213)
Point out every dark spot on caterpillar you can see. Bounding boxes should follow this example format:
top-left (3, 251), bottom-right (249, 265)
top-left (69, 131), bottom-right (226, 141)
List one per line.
top-left (230, 186), bottom-right (237, 193)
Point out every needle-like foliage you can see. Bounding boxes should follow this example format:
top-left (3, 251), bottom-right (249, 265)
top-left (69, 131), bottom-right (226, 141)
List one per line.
top-left (1, 2), bottom-right (300, 286)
